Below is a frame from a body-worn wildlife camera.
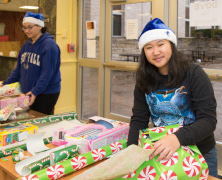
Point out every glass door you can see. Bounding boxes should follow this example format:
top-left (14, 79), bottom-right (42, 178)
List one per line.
top-left (104, 0), bottom-right (167, 122)
top-left (77, 0), bottom-right (169, 122)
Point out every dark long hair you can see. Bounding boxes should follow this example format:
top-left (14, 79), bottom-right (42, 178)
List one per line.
top-left (41, 27), bottom-right (47, 33)
top-left (136, 42), bottom-right (189, 94)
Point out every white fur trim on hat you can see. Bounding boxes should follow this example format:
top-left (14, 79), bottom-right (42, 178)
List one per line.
top-left (138, 29), bottom-right (177, 51)
top-left (23, 17), bottom-right (44, 27)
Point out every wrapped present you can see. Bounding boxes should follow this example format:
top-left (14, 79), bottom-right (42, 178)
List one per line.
top-left (0, 95), bottom-right (29, 109)
top-left (0, 123), bottom-right (38, 146)
top-left (0, 103), bottom-right (16, 121)
top-left (64, 116), bottom-right (129, 154)
top-left (0, 82), bottom-right (22, 97)
top-left (116, 124), bottom-right (209, 180)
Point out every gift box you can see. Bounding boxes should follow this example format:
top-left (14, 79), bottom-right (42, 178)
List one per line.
top-left (0, 82), bottom-right (22, 97)
top-left (0, 96), bottom-right (29, 109)
top-left (64, 116), bottom-right (129, 154)
top-left (116, 124), bottom-right (209, 180)
top-left (0, 124), bottom-right (38, 146)
top-left (0, 103), bottom-right (16, 121)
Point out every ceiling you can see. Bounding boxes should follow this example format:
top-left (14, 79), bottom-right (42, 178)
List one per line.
top-left (0, 0), bottom-right (38, 12)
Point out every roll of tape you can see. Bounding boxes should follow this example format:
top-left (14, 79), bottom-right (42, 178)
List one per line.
top-left (12, 148), bottom-right (24, 163)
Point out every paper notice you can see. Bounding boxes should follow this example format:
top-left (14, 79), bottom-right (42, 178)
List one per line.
top-left (87, 40), bottom-right (96, 58)
top-left (126, 19), bottom-right (138, 39)
top-left (86, 21), bottom-right (96, 39)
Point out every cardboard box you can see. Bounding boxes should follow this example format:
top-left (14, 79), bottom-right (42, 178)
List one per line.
top-left (0, 124), bottom-right (38, 146)
top-left (64, 116), bottom-right (129, 154)
top-left (0, 96), bottom-right (29, 109)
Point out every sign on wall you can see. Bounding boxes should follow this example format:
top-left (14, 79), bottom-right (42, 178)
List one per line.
top-left (126, 19), bottom-right (138, 39)
top-left (190, 0), bottom-right (222, 27)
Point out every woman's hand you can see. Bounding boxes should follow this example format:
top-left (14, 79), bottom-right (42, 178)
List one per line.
top-left (18, 93), bottom-right (25, 97)
top-left (149, 134), bottom-right (180, 162)
top-left (26, 91), bottom-right (36, 106)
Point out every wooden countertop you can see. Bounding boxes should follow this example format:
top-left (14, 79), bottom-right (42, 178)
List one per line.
top-left (0, 110), bottom-right (220, 180)
top-left (0, 143), bottom-right (220, 180)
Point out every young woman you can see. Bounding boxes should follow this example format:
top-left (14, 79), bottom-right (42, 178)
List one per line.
top-left (127, 18), bottom-right (218, 177)
top-left (3, 12), bottom-right (61, 115)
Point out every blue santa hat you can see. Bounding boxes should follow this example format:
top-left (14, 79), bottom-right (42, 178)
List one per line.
top-left (138, 18), bottom-right (177, 51)
top-left (22, 12), bottom-right (44, 27)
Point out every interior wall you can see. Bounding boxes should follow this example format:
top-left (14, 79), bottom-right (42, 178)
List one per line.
top-left (54, 0), bottom-right (78, 114)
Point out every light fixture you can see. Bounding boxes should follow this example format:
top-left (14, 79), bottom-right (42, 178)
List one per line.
top-left (19, 5), bottom-right (39, 10)
top-left (19, 0), bottom-right (39, 10)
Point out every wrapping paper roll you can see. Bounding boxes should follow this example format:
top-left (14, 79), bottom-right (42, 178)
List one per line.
top-left (24, 156), bottom-right (51, 175)
top-left (50, 145), bottom-right (79, 165)
top-left (0, 137), bottom-right (52, 158)
top-left (5, 111), bottom-right (78, 126)
top-left (18, 139), bottom-right (127, 180)
top-left (20, 145), bottom-right (79, 176)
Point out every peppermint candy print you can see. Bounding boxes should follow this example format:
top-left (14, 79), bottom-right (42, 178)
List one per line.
top-left (198, 154), bottom-right (206, 163)
top-left (181, 146), bottom-right (194, 156)
top-left (92, 148), bottom-right (106, 161)
top-left (32, 119), bottom-right (40, 124)
top-left (138, 166), bottom-right (156, 180)
top-left (122, 171), bottom-right (136, 178)
top-left (183, 156), bottom-right (201, 177)
top-left (71, 148), bottom-right (79, 157)
top-left (30, 163), bottom-right (43, 169)
top-left (138, 134), bottom-right (141, 147)
top-left (200, 168), bottom-right (209, 180)
top-left (20, 174), bottom-right (39, 180)
top-left (143, 143), bottom-right (152, 150)
top-left (59, 150), bottom-right (70, 160)
top-left (46, 138), bottom-right (52, 143)
top-left (149, 127), bottom-right (165, 133)
top-left (51, 153), bottom-right (56, 160)
top-left (159, 170), bottom-right (177, 180)
top-left (167, 128), bottom-right (179, 135)
top-left (71, 156), bottom-right (87, 170)
top-left (160, 152), bottom-right (179, 167)
top-left (46, 164), bottom-right (65, 180)
top-left (110, 142), bottom-right (123, 153)
top-left (2, 149), bottom-right (12, 155)
top-left (41, 157), bottom-right (50, 163)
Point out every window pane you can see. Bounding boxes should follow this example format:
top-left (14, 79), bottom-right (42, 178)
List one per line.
top-left (82, 0), bottom-right (100, 59)
top-left (81, 67), bottom-right (98, 119)
top-left (113, 14), bottom-right (122, 36)
top-left (212, 80), bottom-right (222, 142)
top-left (178, 0), bottom-right (222, 69)
top-left (111, 2), bottom-right (152, 62)
top-left (110, 70), bottom-right (135, 117)
top-left (178, 0), bottom-right (222, 143)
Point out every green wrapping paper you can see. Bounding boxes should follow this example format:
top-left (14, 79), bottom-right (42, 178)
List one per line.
top-left (0, 137), bottom-right (52, 158)
top-left (26, 156), bottom-right (51, 174)
top-left (18, 138), bottom-right (127, 180)
top-left (50, 145), bottom-right (79, 165)
top-left (19, 145), bottom-right (79, 176)
top-left (115, 124), bottom-right (209, 180)
top-left (6, 111), bottom-right (78, 126)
